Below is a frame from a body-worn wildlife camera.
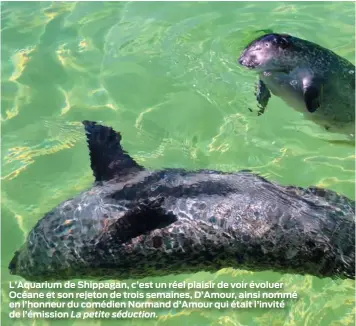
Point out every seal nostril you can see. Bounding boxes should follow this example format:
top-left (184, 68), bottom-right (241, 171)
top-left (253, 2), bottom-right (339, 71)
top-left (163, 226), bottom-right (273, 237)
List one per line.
top-left (238, 57), bottom-right (244, 65)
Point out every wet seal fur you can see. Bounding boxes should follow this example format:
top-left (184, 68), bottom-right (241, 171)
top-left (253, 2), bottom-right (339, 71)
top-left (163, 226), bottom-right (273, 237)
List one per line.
top-left (9, 121), bottom-right (355, 281)
top-left (238, 33), bottom-right (355, 136)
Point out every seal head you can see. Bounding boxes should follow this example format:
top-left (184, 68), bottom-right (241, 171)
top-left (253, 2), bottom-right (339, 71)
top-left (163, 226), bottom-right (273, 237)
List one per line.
top-left (239, 33), bottom-right (296, 72)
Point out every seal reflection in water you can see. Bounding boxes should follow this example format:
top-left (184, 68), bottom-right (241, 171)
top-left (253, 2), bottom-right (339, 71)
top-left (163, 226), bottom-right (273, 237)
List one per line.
top-left (238, 33), bottom-right (355, 137)
top-left (9, 121), bottom-right (355, 281)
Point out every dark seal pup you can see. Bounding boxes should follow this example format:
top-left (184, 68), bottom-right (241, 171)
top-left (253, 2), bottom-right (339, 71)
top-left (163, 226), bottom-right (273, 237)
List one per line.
top-left (238, 33), bottom-right (355, 136)
top-left (9, 121), bottom-right (355, 281)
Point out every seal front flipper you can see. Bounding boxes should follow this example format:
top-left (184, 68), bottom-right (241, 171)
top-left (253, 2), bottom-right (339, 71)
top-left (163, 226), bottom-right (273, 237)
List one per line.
top-left (102, 197), bottom-right (177, 244)
top-left (303, 78), bottom-right (322, 113)
top-left (82, 121), bottom-right (144, 182)
top-left (255, 79), bottom-right (271, 116)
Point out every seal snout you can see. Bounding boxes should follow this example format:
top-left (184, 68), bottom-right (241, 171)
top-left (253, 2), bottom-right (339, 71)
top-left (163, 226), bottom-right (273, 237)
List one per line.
top-left (238, 54), bottom-right (257, 69)
top-left (238, 57), bottom-right (252, 67)
top-left (238, 46), bottom-right (259, 69)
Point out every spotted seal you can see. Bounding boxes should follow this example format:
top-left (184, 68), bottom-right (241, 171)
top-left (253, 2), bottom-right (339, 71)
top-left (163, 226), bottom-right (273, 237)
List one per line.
top-left (9, 121), bottom-right (355, 281)
top-left (238, 33), bottom-right (355, 136)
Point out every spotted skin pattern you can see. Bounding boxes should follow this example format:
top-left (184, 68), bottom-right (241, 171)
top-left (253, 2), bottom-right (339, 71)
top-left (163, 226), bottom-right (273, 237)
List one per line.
top-left (9, 122), bottom-right (355, 281)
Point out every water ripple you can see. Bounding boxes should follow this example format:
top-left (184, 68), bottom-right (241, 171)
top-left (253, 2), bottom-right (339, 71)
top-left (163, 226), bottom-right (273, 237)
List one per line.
top-left (1, 2), bottom-right (355, 325)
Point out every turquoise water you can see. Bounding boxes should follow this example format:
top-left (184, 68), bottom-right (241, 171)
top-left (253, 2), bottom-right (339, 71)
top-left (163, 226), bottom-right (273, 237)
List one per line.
top-left (1, 1), bottom-right (355, 325)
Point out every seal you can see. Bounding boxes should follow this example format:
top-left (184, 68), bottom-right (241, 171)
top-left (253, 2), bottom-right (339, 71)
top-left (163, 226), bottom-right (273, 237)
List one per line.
top-left (9, 121), bottom-right (355, 281)
top-left (238, 33), bottom-right (355, 136)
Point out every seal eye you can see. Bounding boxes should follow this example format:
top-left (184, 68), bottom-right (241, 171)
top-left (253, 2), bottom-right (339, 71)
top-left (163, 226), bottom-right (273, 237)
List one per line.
top-left (265, 43), bottom-right (270, 47)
